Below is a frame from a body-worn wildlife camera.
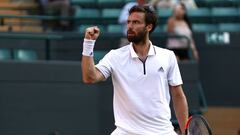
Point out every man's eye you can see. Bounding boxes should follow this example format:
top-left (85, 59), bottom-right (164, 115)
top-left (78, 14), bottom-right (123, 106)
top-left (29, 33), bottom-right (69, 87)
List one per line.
top-left (133, 21), bottom-right (139, 24)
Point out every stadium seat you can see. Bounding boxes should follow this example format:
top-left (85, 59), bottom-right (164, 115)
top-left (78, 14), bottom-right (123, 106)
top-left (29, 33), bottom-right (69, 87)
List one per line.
top-left (74, 8), bottom-right (101, 18)
top-left (204, 0), bottom-right (234, 7)
top-left (0, 48), bottom-right (11, 60)
top-left (106, 24), bottom-right (123, 34)
top-left (97, 0), bottom-right (124, 8)
top-left (13, 49), bottom-right (38, 61)
top-left (74, 8), bottom-right (101, 25)
top-left (157, 8), bottom-right (172, 18)
top-left (157, 9), bottom-right (172, 24)
top-left (124, 0), bottom-right (134, 2)
top-left (102, 8), bottom-right (121, 19)
top-left (101, 8), bottom-right (121, 24)
top-left (70, 0), bottom-right (97, 8)
top-left (94, 50), bottom-right (108, 63)
top-left (152, 25), bottom-right (166, 34)
top-left (219, 23), bottom-right (240, 32)
top-left (211, 7), bottom-right (239, 23)
top-left (97, 0), bottom-right (122, 3)
top-left (187, 8), bottom-right (211, 23)
top-left (238, 7), bottom-right (240, 18)
top-left (71, 0), bottom-right (96, 4)
top-left (192, 24), bottom-right (218, 32)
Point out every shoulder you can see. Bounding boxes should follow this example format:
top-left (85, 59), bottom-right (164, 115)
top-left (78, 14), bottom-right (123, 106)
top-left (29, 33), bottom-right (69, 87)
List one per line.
top-left (111, 45), bottom-right (130, 54)
top-left (153, 45), bottom-right (176, 59)
top-left (154, 45), bottom-right (174, 54)
top-left (107, 45), bottom-right (130, 57)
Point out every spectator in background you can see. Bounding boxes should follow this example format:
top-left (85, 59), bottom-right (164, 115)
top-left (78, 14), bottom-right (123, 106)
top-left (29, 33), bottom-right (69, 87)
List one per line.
top-left (149, 0), bottom-right (177, 9)
top-left (166, 2), bottom-right (199, 61)
top-left (39, 0), bottom-right (74, 31)
top-left (118, 0), bottom-right (148, 47)
top-left (150, 0), bottom-right (197, 10)
top-left (179, 0), bottom-right (197, 9)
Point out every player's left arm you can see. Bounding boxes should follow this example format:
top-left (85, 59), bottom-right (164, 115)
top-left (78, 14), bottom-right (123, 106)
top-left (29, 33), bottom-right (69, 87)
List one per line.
top-left (170, 85), bottom-right (189, 134)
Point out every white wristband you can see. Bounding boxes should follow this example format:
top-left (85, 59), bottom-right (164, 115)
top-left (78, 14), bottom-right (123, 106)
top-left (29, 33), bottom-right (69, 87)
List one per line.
top-left (82, 39), bottom-right (96, 57)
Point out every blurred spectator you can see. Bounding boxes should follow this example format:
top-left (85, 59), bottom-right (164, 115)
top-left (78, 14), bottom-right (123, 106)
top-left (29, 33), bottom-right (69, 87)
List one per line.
top-left (179, 0), bottom-right (197, 9)
top-left (39, 0), bottom-right (74, 31)
top-left (149, 0), bottom-right (177, 9)
top-left (149, 0), bottom-right (197, 10)
top-left (118, 0), bottom-right (148, 47)
top-left (166, 2), bottom-right (199, 61)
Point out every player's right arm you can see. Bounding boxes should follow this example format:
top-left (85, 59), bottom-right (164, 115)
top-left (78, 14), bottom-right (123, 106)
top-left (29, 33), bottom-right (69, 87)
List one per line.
top-left (81, 26), bottom-right (105, 84)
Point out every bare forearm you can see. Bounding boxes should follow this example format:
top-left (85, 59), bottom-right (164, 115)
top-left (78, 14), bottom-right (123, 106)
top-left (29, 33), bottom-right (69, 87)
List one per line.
top-left (171, 86), bottom-right (189, 134)
top-left (81, 55), bottom-right (97, 83)
top-left (173, 93), bottom-right (188, 134)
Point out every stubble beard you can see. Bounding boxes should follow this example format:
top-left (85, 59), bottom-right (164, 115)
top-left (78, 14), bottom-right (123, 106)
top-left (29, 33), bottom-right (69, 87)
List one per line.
top-left (127, 30), bottom-right (147, 45)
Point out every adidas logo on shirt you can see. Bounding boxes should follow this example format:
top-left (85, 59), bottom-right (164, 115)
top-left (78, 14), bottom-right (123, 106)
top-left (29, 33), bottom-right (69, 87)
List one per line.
top-left (158, 67), bottom-right (164, 72)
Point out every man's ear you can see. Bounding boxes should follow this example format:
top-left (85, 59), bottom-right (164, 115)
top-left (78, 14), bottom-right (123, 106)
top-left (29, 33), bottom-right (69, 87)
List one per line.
top-left (146, 24), bottom-right (153, 32)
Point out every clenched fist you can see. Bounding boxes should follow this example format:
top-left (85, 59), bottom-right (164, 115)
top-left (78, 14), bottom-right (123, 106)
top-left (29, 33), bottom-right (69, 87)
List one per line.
top-left (85, 26), bottom-right (100, 40)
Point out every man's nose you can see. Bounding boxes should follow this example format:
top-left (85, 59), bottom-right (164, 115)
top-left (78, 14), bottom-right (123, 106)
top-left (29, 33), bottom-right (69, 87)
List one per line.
top-left (127, 22), bottom-right (133, 30)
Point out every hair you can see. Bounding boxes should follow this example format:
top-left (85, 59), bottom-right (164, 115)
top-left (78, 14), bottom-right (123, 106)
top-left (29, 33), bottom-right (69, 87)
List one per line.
top-left (128, 5), bottom-right (157, 34)
top-left (177, 2), bottom-right (192, 30)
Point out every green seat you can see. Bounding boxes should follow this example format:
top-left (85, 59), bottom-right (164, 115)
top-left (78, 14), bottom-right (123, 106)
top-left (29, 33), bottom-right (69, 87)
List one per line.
top-left (124, 0), bottom-right (134, 2)
top-left (106, 24), bottom-right (123, 34)
top-left (237, 1), bottom-right (240, 7)
top-left (211, 7), bottom-right (239, 23)
top-left (98, 0), bottom-right (122, 3)
top-left (75, 8), bottom-right (101, 18)
top-left (157, 8), bottom-right (172, 18)
top-left (94, 51), bottom-right (108, 63)
top-left (157, 9), bottom-right (172, 24)
top-left (187, 8), bottom-right (211, 17)
top-left (192, 24), bottom-right (218, 32)
top-left (71, 0), bottom-right (96, 4)
top-left (238, 7), bottom-right (240, 18)
top-left (204, 0), bottom-right (234, 7)
top-left (102, 8), bottom-right (121, 19)
top-left (0, 49), bottom-right (11, 60)
top-left (152, 25), bottom-right (166, 34)
top-left (97, 0), bottom-right (123, 8)
top-left (187, 8), bottom-right (211, 23)
top-left (14, 49), bottom-right (38, 61)
top-left (219, 23), bottom-right (240, 32)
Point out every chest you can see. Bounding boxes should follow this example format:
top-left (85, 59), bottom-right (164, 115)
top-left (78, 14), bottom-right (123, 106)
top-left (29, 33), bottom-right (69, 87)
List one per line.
top-left (113, 56), bottom-right (170, 81)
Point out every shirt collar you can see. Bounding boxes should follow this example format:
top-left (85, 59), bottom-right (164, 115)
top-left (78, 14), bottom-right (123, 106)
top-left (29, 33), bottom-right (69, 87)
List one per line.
top-left (129, 41), bottom-right (156, 58)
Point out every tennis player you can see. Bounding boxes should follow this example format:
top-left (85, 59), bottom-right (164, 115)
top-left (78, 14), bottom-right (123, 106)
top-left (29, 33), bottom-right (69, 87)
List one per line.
top-left (81, 5), bottom-right (188, 135)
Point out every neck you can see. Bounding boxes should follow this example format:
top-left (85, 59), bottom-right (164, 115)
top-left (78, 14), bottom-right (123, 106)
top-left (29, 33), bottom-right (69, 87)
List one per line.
top-left (132, 38), bottom-right (150, 61)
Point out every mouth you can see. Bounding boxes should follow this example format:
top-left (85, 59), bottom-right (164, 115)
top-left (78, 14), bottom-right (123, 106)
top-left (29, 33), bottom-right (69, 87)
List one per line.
top-left (127, 31), bottom-right (135, 36)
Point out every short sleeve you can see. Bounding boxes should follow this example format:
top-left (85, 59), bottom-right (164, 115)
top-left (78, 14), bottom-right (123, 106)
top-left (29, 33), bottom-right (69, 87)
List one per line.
top-left (95, 50), bottom-right (113, 79)
top-left (167, 51), bottom-right (183, 86)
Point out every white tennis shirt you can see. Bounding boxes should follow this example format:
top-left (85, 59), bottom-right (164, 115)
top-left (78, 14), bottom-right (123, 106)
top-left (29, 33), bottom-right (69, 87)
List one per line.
top-left (96, 41), bottom-right (183, 135)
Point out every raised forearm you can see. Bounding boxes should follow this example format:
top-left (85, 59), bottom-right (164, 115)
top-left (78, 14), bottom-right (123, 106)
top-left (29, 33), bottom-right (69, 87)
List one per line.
top-left (81, 26), bottom-right (102, 84)
top-left (81, 55), bottom-right (97, 84)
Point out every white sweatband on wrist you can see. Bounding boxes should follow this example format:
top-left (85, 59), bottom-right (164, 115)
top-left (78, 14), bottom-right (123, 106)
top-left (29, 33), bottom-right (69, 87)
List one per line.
top-left (82, 39), bottom-right (96, 57)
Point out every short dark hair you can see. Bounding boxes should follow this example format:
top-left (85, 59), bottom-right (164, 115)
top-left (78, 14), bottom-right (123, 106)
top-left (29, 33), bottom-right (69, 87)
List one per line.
top-left (129, 5), bottom-right (157, 34)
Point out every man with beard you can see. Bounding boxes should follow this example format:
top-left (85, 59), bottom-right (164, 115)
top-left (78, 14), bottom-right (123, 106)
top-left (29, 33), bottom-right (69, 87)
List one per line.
top-left (81, 5), bottom-right (188, 135)
top-left (118, 0), bottom-right (147, 47)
